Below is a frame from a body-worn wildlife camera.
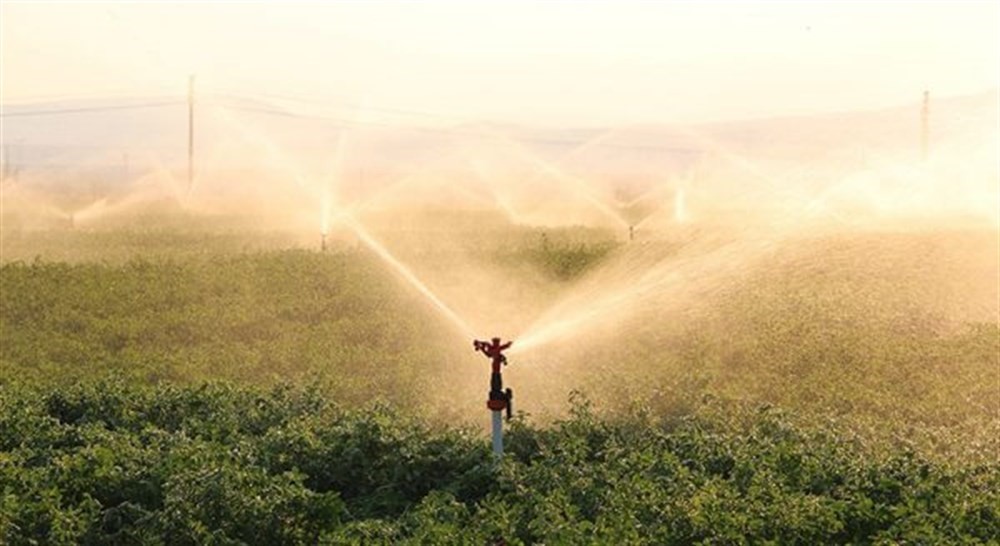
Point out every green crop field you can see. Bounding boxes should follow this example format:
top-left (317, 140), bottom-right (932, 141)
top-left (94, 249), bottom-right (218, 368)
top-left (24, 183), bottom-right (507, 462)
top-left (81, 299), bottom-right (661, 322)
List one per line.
top-left (1, 222), bottom-right (997, 545)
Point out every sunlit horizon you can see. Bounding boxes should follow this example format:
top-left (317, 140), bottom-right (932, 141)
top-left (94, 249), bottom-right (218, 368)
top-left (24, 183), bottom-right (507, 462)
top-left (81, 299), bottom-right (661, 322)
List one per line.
top-left (2, 1), bottom-right (998, 126)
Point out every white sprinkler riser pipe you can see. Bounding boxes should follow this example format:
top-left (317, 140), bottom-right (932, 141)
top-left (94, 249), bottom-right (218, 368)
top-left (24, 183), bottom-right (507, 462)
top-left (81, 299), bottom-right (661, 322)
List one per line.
top-left (491, 410), bottom-right (504, 457)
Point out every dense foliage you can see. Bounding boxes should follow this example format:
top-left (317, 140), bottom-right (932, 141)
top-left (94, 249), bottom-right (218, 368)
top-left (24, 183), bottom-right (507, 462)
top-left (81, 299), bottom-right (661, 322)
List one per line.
top-left (0, 251), bottom-right (450, 396)
top-left (1, 228), bottom-right (996, 544)
top-left (507, 238), bottom-right (618, 281)
top-left (545, 232), bottom-right (1000, 464)
top-left (0, 239), bottom-right (617, 414)
top-left (2, 381), bottom-right (997, 545)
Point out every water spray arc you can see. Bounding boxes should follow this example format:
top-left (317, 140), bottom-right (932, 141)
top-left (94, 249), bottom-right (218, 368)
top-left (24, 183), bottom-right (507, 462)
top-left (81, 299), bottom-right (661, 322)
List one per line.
top-left (188, 75), bottom-right (196, 195)
top-left (320, 192), bottom-right (330, 252)
top-left (921, 90), bottom-right (930, 161)
top-left (674, 186), bottom-right (687, 224)
top-left (491, 135), bottom-right (630, 230)
top-left (342, 215), bottom-right (477, 338)
top-left (473, 337), bottom-right (514, 457)
top-left (207, 103), bottom-right (478, 338)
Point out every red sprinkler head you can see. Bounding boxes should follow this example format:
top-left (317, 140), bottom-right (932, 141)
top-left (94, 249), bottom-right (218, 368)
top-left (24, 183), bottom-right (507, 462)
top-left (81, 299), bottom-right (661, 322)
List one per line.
top-left (474, 337), bottom-right (515, 419)
top-left (474, 337), bottom-right (512, 372)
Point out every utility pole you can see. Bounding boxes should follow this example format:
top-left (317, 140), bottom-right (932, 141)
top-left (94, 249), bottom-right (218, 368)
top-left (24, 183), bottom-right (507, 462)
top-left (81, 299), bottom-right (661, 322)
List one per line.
top-left (1, 145), bottom-right (9, 182)
top-left (188, 75), bottom-right (195, 193)
top-left (921, 90), bottom-right (929, 161)
top-left (2, 144), bottom-right (19, 183)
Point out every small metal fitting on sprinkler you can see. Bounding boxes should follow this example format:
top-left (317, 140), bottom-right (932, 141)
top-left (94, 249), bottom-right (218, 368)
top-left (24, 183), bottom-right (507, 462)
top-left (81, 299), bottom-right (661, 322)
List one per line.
top-left (474, 337), bottom-right (513, 457)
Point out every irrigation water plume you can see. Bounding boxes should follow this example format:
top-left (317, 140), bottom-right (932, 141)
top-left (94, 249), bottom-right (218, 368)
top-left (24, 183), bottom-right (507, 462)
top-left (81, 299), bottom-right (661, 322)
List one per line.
top-left (205, 102), bottom-right (480, 339)
top-left (492, 134), bottom-right (631, 230)
top-left (553, 127), bottom-right (621, 163)
top-left (473, 337), bottom-right (514, 457)
top-left (513, 234), bottom-right (783, 352)
top-left (674, 186), bottom-right (687, 224)
top-left (208, 105), bottom-right (313, 191)
top-left (676, 124), bottom-right (886, 228)
top-left (462, 154), bottom-right (530, 225)
top-left (320, 191), bottom-right (333, 251)
top-left (339, 214), bottom-right (477, 339)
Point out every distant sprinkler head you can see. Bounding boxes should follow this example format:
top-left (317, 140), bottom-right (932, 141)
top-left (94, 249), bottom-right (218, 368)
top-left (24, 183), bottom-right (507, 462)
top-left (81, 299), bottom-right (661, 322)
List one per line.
top-left (320, 231), bottom-right (328, 252)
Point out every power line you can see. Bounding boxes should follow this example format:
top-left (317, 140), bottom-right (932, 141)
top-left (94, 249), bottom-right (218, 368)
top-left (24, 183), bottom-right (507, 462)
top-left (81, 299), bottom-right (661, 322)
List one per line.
top-left (2, 90), bottom-right (175, 103)
top-left (2, 91), bottom-right (704, 155)
top-left (1, 100), bottom-right (184, 118)
top-left (212, 100), bottom-right (702, 153)
top-left (0, 144), bottom-right (179, 151)
top-left (214, 102), bottom-right (333, 121)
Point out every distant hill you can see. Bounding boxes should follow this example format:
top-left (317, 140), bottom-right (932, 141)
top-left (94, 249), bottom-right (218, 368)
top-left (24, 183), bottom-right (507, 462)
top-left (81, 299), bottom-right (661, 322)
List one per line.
top-left (2, 90), bottom-right (996, 228)
top-left (4, 89), bottom-right (994, 168)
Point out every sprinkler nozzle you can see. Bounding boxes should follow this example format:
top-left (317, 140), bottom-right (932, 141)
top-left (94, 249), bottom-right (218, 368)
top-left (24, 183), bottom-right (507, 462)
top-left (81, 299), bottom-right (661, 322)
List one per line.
top-left (474, 337), bottom-right (512, 366)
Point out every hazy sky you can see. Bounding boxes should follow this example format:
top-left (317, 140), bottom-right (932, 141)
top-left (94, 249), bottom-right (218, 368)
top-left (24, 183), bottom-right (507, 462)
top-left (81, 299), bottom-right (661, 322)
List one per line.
top-left (2, 1), bottom-right (997, 125)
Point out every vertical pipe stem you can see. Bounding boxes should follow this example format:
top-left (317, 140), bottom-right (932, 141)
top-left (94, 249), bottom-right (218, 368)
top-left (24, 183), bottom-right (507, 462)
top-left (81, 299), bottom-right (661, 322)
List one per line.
top-left (491, 410), bottom-right (503, 458)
